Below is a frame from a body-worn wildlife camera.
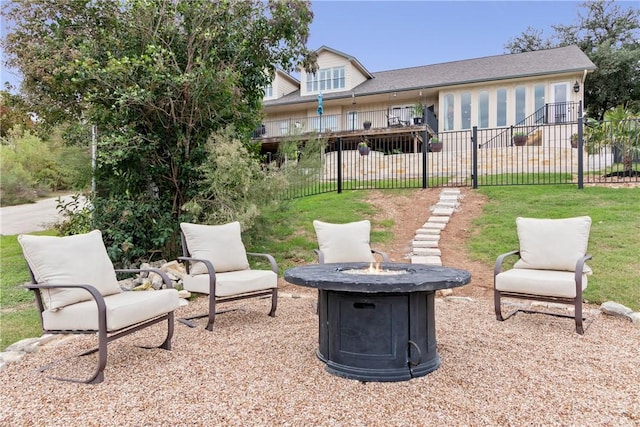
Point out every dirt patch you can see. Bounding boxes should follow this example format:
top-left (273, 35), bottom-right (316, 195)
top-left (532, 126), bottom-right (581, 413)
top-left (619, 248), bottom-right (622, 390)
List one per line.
top-left (365, 187), bottom-right (493, 299)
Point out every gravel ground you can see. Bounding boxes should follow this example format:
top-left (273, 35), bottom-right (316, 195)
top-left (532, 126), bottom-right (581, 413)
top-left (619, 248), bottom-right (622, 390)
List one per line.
top-left (1, 284), bottom-right (638, 426)
top-left (2, 188), bottom-right (638, 425)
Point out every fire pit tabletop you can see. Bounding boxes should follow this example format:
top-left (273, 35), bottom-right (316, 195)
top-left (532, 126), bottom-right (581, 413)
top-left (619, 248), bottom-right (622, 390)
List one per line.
top-left (284, 262), bottom-right (471, 293)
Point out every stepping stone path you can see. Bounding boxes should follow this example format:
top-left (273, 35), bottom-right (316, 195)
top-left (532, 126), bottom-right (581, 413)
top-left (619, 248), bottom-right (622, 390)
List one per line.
top-left (410, 188), bottom-right (461, 266)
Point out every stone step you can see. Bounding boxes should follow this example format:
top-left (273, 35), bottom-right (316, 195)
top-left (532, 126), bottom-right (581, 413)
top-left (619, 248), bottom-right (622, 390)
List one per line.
top-left (427, 216), bottom-right (449, 224)
top-left (412, 240), bottom-right (439, 248)
top-left (414, 233), bottom-right (440, 241)
top-left (421, 222), bottom-right (446, 230)
top-left (413, 247), bottom-right (441, 256)
top-left (411, 255), bottom-right (442, 266)
top-left (432, 207), bottom-right (455, 216)
top-left (415, 228), bottom-right (441, 236)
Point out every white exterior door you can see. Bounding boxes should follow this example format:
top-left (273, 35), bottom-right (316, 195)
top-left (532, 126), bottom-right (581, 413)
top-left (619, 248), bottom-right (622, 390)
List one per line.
top-left (550, 82), bottom-right (570, 123)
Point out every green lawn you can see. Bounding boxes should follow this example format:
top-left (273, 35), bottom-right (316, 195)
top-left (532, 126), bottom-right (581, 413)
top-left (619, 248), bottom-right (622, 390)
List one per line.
top-left (1, 186), bottom-right (638, 351)
top-left (469, 185), bottom-right (640, 311)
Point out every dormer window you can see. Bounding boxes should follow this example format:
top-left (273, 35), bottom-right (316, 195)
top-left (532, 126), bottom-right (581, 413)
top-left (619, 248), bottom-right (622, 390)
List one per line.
top-left (306, 66), bottom-right (345, 93)
top-left (264, 83), bottom-right (273, 99)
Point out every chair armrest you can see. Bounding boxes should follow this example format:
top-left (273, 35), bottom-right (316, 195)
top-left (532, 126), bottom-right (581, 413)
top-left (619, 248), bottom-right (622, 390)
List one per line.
top-left (575, 254), bottom-right (593, 288)
top-left (25, 283), bottom-right (107, 330)
top-left (178, 256), bottom-right (217, 276)
top-left (115, 268), bottom-right (173, 289)
top-left (372, 249), bottom-right (390, 263)
top-left (178, 256), bottom-right (216, 295)
top-left (314, 249), bottom-right (326, 264)
top-left (247, 252), bottom-right (278, 274)
top-left (494, 250), bottom-right (520, 278)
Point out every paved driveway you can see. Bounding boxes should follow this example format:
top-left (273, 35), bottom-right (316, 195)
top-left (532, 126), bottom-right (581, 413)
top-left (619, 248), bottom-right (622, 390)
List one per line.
top-left (0, 195), bottom-right (75, 235)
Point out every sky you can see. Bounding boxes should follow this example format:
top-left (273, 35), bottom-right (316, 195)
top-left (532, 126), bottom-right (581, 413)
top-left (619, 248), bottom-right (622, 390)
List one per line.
top-left (1, 1), bottom-right (638, 91)
top-left (306, 0), bottom-right (586, 73)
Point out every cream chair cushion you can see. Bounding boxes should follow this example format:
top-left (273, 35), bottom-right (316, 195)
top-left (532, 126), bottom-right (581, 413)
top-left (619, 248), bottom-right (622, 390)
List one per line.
top-left (495, 269), bottom-right (588, 298)
top-left (313, 220), bottom-right (376, 263)
top-left (180, 222), bottom-right (250, 275)
top-left (42, 288), bottom-right (180, 331)
top-left (513, 216), bottom-right (592, 272)
top-left (18, 230), bottom-right (121, 310)
top-left (183, 270), bottom-right (277, 297)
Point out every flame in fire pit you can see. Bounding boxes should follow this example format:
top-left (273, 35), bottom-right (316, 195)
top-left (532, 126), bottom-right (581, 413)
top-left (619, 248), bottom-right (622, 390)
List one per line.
top-left (342, 262), bottom-right (408, 276)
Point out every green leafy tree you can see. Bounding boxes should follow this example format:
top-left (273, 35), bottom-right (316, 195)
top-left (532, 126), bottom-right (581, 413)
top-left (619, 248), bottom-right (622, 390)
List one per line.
top-left (0, 90), bottom-right (34, 138)
top-left (585, 106), bottom-right (640, 176)
top-left (2, 0), bottom-right (317, 265)
top-left (504, 0), bottom-right (640, 119)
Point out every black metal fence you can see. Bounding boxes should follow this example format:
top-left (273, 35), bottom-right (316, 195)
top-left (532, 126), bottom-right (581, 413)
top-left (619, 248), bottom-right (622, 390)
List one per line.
top-left (282, 114), bottom-right (639, 198)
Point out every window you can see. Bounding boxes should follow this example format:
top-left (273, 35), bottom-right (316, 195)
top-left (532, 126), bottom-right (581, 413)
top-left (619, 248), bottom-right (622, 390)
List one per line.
top-left (280, 120), bottom-right (289, 136)
top-left (534, 84), bottom-right (545, 123)
top-left (264, 84), bottom-right (273, 98)
top-left (461, 92), bottom-right (471, 130)
top-left (515, 86), bottom-right (526, 123)
top-left (306, 66), bottom-right (345, 93)
top-left (478, 91), bottom-right (489, 128)
top-left (496, 88), bottom-right (507, 127)
top-left (444, 94), bottom-right (454, 131)
top-left (347, 111), bottom-right (358, 131)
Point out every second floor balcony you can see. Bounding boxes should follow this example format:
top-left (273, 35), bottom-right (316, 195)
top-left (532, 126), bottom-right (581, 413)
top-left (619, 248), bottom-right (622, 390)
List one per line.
top-left (252, 107), bottom-right (439, 142)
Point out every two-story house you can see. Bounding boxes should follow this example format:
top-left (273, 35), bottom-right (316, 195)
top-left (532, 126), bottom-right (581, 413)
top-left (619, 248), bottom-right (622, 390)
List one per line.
top-left (256, 45), bottom-right (596, 155)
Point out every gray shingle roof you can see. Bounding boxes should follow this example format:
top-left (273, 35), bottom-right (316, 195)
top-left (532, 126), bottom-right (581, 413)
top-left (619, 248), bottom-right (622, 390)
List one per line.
top-left (264, 45), bottom-right (596, 106)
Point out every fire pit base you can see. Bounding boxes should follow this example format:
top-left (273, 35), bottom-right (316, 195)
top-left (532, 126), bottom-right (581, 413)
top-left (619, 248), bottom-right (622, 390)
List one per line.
top-left (317, 289), bottom-right (439, 382)
top-left (284, 263), bottom-right (471, 382)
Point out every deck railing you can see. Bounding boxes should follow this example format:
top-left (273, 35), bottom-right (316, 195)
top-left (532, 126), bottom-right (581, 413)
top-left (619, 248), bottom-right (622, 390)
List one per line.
top-left (252, 107), bottom-right (438, 139)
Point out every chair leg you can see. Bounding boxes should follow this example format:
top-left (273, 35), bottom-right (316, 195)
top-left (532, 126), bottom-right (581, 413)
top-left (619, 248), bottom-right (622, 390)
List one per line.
top-left (268, 288), bottom-right (278, 317)
top-left (575, 298), bottom-right (584, 335)
top-left (205, 295), bottom-right (216, 331)
top-left (494, 291), bottom-right (504, 321)
top-left (39, 328), bottom-right (107, 384)
top-left (159, 312), bottom-right (174, 350)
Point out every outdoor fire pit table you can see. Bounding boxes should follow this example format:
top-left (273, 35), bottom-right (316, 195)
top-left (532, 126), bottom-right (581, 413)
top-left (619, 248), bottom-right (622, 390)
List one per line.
top-left (284, 263), bottom-right (471, 382)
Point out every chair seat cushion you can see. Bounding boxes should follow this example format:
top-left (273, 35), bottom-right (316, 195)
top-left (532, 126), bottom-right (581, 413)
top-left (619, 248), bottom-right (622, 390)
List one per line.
top-left (18, 230), bottom-right (122, 310)
top-left (41, 289), bottom-right (180, 332)
top-left (180, 222), bottom-right (250, 274)
top-left (495, 268), bottom-right (587, 299)
top-left (313, 220), bottom-right (376, 263)
top-left (183, 270), bottom-right (277, 297)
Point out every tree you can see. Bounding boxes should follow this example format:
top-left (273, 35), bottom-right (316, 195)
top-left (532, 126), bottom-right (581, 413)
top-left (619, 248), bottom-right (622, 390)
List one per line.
top-left (585, 106), bottom-right (640, 176)
top-left (504, 0), bottom-right (640, 119)
top-left (2, 0), bottom-right (317, 265)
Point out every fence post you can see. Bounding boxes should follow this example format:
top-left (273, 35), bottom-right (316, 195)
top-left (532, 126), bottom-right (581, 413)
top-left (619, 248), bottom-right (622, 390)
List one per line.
top-left (577, 101), bottom-right (584, 190)
top-left (421, 127), bottom-right (428, 188)
top-left (472, 126), bottom-right (478, 189)
top-left (337, 137), bottom-right (343, 194)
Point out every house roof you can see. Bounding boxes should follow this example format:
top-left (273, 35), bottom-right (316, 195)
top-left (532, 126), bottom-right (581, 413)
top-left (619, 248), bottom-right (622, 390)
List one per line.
top-left (274, 68), bottom-right (299, 86)
top-left (264, 45), bottom-right (596, 107)
top-left (316, 45), bottom-right (373, 79)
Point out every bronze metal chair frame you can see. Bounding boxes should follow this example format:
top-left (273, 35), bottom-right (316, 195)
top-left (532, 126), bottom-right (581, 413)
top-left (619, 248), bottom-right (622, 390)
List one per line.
top-left (25, 267), bottom-right (175, 384)
top-left (178, 232), bottom-right (278, 331)
top-left (493, 250), bottom-right (593, 334)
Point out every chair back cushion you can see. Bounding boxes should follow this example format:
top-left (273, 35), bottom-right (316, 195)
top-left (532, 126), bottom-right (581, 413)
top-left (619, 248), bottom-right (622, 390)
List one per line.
top-left (18, 230), bottom-right (121, 310)
top-left (313, 220), bottom-right (376, 263)
top-left (180, 222), bottom-right (250, 275)
top-left (514, 216), bottom-right (591, 272)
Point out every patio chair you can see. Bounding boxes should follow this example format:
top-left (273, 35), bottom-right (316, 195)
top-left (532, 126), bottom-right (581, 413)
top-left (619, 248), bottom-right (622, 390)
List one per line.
top-left (313, 220), bottom-right (389, 264)
top-left (387, 114), bottom-right (409, 127)
top-left (493, 216), bottom-right (593, 334)
top-left (18, 230), bottom-right (180, 384)
top-left (179, 221), bottom-right (278, 331)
